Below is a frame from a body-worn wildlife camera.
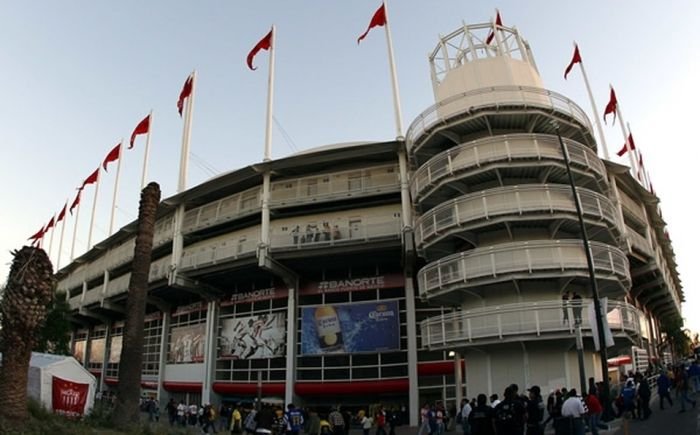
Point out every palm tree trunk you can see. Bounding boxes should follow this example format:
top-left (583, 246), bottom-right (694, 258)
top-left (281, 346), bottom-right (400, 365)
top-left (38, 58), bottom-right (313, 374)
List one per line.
top-left (111, 182), bottom-right (160, 428)
top-left (0, 247), bottom-right (55, 421)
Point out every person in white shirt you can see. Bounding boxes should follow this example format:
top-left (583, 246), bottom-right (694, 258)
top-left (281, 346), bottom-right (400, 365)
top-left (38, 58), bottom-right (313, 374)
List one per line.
top-left (489, 394), bottom-right (500, 408)
top-left (460, 399), bottom-right (472, 435)
top-left (561, 389), bottom-right (587, 435)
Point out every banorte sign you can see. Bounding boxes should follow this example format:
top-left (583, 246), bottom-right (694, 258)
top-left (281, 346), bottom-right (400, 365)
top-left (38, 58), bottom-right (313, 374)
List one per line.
top-left (52, 376), bottom-right (89, 418)
top-left (301, 273), bottom-right (405, 295)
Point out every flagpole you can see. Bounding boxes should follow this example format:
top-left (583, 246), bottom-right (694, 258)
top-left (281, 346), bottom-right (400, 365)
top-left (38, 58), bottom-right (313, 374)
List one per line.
top-left (382, 2), bottom-right (404, 138)
top-left (575, 42), bottom-right (610, 160)
top-left (611, 85), bottom-right (637, 177)
top-left (627, 123), bottom-right (648, 189)
top-left (57, 203), bottom-right (68, 270)
top-left (178, 72), bottom-right (196, 193)
top-left (70, 197), bottom-right (81, 261)
top-left (141, 111), bottom-right (153, 189)
top-left (264, 26), bottom-right (276, 161)
top-left (87, 170), bottom-right (101, 250)
top-left (109, 140), bottom-right (124, 235)
top-left (47, 215), bottom-right (56, 260)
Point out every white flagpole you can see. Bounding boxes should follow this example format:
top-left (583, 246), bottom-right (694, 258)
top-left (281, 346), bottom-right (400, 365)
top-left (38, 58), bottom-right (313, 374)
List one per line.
top-left (178, 72), bottom-right (196, 193)
top-left (47, 214), bottom-right (56, 259)
top-left (70, 196), bottom-right (81, 261)
top-left (575, 42), bottom-right (610, 160)
top-left (627, 123), bottom-right (648, 188)
top-left (264, 26), bottom-right (276, 162)
top-left (612, 85), bottom-right (638, 177)
top-left (382, 1), bottom-right (404, 138)
top-left (57, 203), bottom-right (68, 270)
top-left (141, 111), bottom-right (153, 189)
top-left (87, 170), bottom-right (101, 250)
top-left (109, 140), bottom-right (124, 235)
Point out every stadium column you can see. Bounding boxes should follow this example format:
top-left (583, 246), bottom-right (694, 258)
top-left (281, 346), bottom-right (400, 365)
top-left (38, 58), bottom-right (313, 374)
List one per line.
top-left (607, 175), bottom-right (628, 250)
top-left (285, 283), bottom-right (298, 405)
top-left (404, 277), bottom-right (419, 426)
top-left (101, 322), bottom-right (112, 393)
top-left (202, 299), bottom-right (219, 405)
top-left (156, 310), bottom-right (171, 403)
top-left (169, 205), bottom-right (186, 286)
top-left (83, 324), bottom-right (91, 369)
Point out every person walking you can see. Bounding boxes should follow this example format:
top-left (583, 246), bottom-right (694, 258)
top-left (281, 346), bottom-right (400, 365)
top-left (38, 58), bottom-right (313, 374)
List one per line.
top-left (418, 403), bottom-right (431, 435)
top-left (561, 292), bottom-right (570, 325)
top-left (375, 405), bottom-right (388, 435)
top-left (329, 407), bottom-right (345, 435)
top-left (657, 371), bottom-right (674, 410)
top-left (460, 398), bottom-right (472, 435)
top-left (571, 292), bottom-right (583, 326)
top-left (494, 386), bottom-right (527, 435)
top-left (560, 389), bottom-right (587, 435)
top-left (584, 389), bottom-right (608, 435)
top-left (525, 386), bottom-right (544, 435)
top-left (678, 369), bottom-right (697, 413)
top-left (467, 394), bottom-right (495, 435)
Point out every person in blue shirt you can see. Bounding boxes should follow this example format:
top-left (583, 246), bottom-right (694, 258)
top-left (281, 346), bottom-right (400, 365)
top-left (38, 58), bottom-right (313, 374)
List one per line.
top-left (621, 379), bottom-right (636, 419)
top-left (657, 371), bottom-right (673, 410)
top-left (286, 404), bottom-right (304, 435)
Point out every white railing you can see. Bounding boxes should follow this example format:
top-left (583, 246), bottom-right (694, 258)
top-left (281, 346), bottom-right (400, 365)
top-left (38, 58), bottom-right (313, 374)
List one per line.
top-left (269, 165), bottom-right (400, 207)
top-left (418, 240), bottom-right (631, 298)
top-left (105, 273), bottom-right (130, 298)
top-left (153, 214), bottom-right (174, 247)
top-left (406, 86), bottom-right (593, 150)
top-left (182, 186), bottom-right (261, 234)
top-left (411, 134), bottom-right (606, 201)
top-left (149, 255), bottom-right (172, 282)
top-left (618, 189), bottom-right (647, 225)
top-left (270, 219), bottom-right (402, 250)
top-left (180, 238), bottom-right (258, 271)
top-left (420, 299), bottom-right (643, 348)
top-left (415, 185), bottom-right (618, 247)
top-left (625, 226), bottom-right (652, 257)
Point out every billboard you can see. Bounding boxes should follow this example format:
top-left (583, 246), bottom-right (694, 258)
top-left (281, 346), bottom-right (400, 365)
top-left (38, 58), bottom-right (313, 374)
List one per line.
top-left (301, 300), bottom-right (400, 355)
top-left (109, 336), bottom-right (123, 364)
top-left (169, 323), bottom-right (206, 363)
top-left (220, 313), bottom-right (287, 359)
top-left (89, 338), bottom-right (105, 364)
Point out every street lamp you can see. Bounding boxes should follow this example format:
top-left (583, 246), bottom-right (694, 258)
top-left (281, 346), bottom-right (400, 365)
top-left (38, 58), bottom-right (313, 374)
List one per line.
top-left (553, 123), bottom-right (610, 398)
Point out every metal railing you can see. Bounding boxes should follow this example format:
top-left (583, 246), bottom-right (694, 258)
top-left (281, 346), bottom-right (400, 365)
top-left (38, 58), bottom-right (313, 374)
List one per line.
top-left (420, 299), bottom-right (643, 348)
top-left (182, 186), bottom-right (261, 234)
top-left (415, 185), bottom-right (618, 248)
top-left (411, 134), bottom-right (606, 201)
top-left (406, 86), bottom-right (593, 150)
top-left (180, 237), bottom-right (258, 271)
top-left (418, 240), bottom-right (631, 298)
top-left (625, 226), bottom-right (652, 257)
top-left (270, 220), bottom-right (402, 250)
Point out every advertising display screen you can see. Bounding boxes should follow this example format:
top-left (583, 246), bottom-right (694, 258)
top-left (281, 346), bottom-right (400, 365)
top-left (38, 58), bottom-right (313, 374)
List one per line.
top-left (109, 336), bottom-right (123, 364)
top-left (89, 338), bottom-right (105, 364)
top-left (73, 340), bottom-right (86, 364)
top-left (301, 300), bottom-right (400, 355)
top-left (220, 313), bottom-right (286, 359)
top-left (169, 323), bottom-right (206, 363)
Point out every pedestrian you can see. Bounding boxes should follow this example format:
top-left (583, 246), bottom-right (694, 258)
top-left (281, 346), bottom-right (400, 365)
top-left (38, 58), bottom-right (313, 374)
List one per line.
top-left (375, 405), bottom-right (388, 435)
top-left (166, 398), bottom-right (177, 426)
top-left (360, 410), bottom-right (372, 435)
top-left (637, 376), bottom-right (652, 419)
top-left (231, 404), bottom-right (243, 434)
top-left (177, 400), bottom-right (187, 426)
top-left (621, 379), bottom-right (637, 419)
top-left (560, 389), bottom-right (587, 435)
top-left (561, 292), bottom-right (570, 325)
top-left (418, 403), bottom-right (431, 435)
top-left (489, 394), bottom-right (500, 408)
top-left (306, 410), bottom-right (321, 435)
top-left (287, 403), bottom-right (304, 435)
top-left (329, 407), bottom-right (345, 435)
top-left (273, 406), bottom-right (288, 435)
top-left (678, 368), bottom-right (697, 413)
top-left (460, 398), bottom-right (472, 435)
top-left (584, 389), bottom-right (608, 435)
top-left (525, 386), bottom-right (544, 435)
top-left (494, 386), bottom-right (526, 435)
top-left (571, 292), bottom-right (583, 325)
top-left (255, 404), bottom-right (275, 435)
top-left (467, 394), bottom-right (495, 435)
top-left (657, 371), bottom-right (674, 410)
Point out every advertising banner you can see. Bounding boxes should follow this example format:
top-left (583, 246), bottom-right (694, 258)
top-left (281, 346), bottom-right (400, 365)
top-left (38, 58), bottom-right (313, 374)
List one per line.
top-left (221, 287), bottom-right (289, 307)
top-left (89, 338), bottom-right (105, 364)
top-left (52, 376), bottom-right (89, 417)
top-left (300, 273), bottom-right (405, 295)
top-left (73, 340), bottom-right (86, 364)
top-left (109, 336), bottom-right (123, 364)
top-left (169, 323), bottom-right (206, 363)
top-left (220, 313), bottom-right (287, 359)
top-left (301, 300), bottom-right (400, 355)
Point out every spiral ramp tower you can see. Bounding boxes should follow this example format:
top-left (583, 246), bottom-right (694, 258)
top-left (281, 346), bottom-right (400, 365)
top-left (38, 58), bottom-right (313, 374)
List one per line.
top-left (409, 22), bottom-right (640, 394)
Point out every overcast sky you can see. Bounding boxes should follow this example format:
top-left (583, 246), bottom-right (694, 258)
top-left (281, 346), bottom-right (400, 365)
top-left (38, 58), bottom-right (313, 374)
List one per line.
top-left (1, 1), bottom-right (698, 332)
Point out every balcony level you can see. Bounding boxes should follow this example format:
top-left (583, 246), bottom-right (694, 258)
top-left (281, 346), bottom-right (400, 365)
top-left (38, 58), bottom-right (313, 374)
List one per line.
top-left (415, 184), bottom-right (620, 256)
top-left (406, 86), bottom-right (595, 164)
top-left (411, 134), bottom-right (607, 210)
top-left (420, 299), bottom-right (643, 349)
top-left (418, 239), bottom-right (631, 304)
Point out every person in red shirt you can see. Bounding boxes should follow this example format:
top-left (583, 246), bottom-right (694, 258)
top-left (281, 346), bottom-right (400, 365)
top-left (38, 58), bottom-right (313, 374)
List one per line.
top-left (584, 390), bottom-right (608, 435)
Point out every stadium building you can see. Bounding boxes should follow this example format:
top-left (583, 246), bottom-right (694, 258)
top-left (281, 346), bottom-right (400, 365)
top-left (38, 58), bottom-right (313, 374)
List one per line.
top-left (57, 20), bottom-right (682, 423)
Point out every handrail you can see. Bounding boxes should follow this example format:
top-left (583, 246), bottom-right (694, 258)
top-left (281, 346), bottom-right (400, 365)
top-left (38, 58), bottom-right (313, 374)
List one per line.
top-left (406, 86), bottom-right (593, 150)
top-left (411, 133), bottom-right (605, 201)
top-left (415, 185), bottom-right (618, 247)
top-left (418, 239), bottom-right (630, 297)
top-left (420, 298), bottom-right (643, 348)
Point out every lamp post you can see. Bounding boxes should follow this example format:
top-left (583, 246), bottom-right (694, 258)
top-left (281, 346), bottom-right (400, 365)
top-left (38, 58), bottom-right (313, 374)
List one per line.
top-left (553, 123), bottom-right (610, 398)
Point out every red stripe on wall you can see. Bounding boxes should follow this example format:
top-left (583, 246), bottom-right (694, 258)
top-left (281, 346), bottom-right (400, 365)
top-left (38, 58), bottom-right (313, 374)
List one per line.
top-left (417, 360), bottom-right (465, 376)
top-left (295, 379), bottom-right (408, 396)
top-left (212, 382), bottom-right (286, 395)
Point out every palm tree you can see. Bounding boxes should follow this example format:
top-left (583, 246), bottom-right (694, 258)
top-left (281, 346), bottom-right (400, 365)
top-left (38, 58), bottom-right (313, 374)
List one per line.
top-left (0, 246), bottom-right (55, 421)
top-left (111, 182), bottom-right (160, 428)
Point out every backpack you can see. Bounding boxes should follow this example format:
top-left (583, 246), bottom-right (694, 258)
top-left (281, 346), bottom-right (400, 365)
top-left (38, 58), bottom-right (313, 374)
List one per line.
top-left (495, 402), bottom-right (516, 428)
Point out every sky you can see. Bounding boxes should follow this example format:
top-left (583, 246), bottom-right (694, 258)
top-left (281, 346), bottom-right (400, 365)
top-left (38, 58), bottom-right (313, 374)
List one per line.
top-left (1, 1), bottom-right (698, 331)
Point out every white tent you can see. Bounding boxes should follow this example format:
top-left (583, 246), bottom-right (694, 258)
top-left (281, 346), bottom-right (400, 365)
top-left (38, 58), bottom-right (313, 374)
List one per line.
top-left (0, 352), bottom-right (97, 415)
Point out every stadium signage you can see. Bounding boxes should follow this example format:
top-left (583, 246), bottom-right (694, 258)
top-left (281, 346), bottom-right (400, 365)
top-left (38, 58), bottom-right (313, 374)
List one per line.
top-left (221, 286), bottom-right (289, 306)
top-left (300, 273), bottom-right (404, 295)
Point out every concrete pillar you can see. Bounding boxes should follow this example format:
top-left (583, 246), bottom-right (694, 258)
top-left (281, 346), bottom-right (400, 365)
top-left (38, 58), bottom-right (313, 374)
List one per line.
top-left (285, 284), bottom-right (298, 405)
top-left (405, 277), bottom-right (420, 426)
top-left (157, 311), bottom-right (171, 403)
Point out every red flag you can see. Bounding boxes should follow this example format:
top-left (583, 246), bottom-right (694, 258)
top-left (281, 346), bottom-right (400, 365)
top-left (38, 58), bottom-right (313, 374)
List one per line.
top-left (247, 29), bottom-right (273, 70)
top-left (129, 114), bottom-right (150, 149)
top-left (603, 88), bottom-right (618, 125)
top-left (177, 75), bottom-right (194, 116)
top-left (485, 11), bottom-right (503, 44)
top-left (564, 44), bottom-right (582, 79)
top-left (28, 226), bottom-right (45, 241)
top-left (637, 153), bottom-right (645, 180)
top-left (616, 133), bottom-right (636, 156)
top-left (102, 142), bottom-right (121, 171)
top-left (45, 216), bottom-right (56, 232)
top-left (79, 168), bottom-right (99, 191)
top-left (56, 204), bottom-right (67, 223)
top-left (357, 4), bottom-right (387, 44)
top-left (70, 191), bottom-right (81, 215)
